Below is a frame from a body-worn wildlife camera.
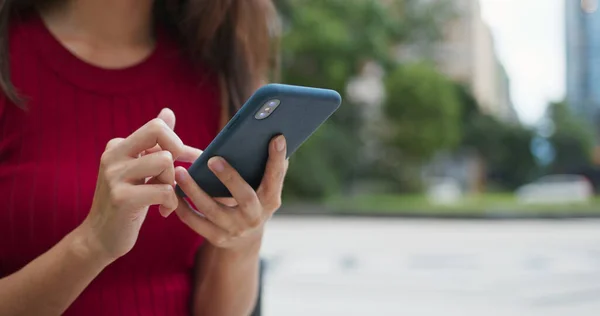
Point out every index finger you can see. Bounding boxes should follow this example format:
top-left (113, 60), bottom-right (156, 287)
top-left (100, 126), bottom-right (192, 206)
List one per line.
top-left (178, 146), bottom-right (203, 163)
top-left (116, 118), bottom-right (185, 159)
top-left (144, 144), bottom-right (202, 163)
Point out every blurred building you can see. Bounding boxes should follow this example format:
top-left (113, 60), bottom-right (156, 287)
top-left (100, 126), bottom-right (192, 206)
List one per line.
top-left (565, 0), bottom-right (600, 126)
top-left (391, 0), bottom-right (518, 124)
top-left (434, 0), bottom-right (518, 124)
top-left (395, 0), bottom-right (517, 123)
top-left (397, 0), bottom-right (520, 193)
top-left (495, 63), bottom-right (519, 123)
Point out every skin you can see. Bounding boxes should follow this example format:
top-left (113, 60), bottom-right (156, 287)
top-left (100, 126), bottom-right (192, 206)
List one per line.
top-left (0, 1), bottom-right (286, 315)
top-left (177, 133), bottom-right (287, 316)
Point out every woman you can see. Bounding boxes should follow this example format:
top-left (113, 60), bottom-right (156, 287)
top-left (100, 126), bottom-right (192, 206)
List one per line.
top-left (0, 0), bottom-right (285, 315)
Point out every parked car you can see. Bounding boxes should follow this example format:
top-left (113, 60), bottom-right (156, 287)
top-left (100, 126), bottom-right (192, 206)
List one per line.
top-left (516, 174), bottom-right (594, 204)
top-left (426, 177), bottom-right (463, 205)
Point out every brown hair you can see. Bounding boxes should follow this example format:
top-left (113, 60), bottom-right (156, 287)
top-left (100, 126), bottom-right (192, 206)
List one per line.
top-left (0, 0), bottom-right (280, 121)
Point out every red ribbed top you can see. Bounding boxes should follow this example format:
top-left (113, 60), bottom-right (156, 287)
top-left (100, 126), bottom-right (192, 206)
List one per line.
top-left (0, 12), bottom-right (220, 315)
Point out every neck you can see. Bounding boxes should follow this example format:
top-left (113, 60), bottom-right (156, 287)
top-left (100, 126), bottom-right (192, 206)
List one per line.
top-left (40, 0), bottom-right (155, 47)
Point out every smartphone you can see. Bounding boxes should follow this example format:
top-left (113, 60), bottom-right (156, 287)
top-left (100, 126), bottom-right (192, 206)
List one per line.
top-left (177, 83), bottom-right (342, 197)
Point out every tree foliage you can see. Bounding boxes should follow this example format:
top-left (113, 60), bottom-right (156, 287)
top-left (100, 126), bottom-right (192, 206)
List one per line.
top-left (458, 85), bottom-right (537, 189)
top-left (275, 0), bottom-right (454, 199)
top-left (384, 63), bottom-right (462, 161)
top-left (547, 101), bottom-right (595, 173)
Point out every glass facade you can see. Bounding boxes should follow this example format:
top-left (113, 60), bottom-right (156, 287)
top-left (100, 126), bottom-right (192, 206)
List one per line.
top-left (566, 2), bottom-right (600, 123)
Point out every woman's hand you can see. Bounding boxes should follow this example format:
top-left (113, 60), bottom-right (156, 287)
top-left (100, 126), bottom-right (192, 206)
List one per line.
top-left (80, 110), bottom-right (189, 262)
top-left (174, 135), bottom-right (288, 251)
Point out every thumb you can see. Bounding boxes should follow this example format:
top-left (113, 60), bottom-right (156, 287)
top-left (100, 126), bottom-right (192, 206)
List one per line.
top-left (158, 108), bottom-right (176, 130)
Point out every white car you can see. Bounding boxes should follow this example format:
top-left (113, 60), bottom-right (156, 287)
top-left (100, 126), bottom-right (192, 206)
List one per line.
top-left (426, 177), bottom-right (463, 205)
top-left (516, 174), bottom-right (594, 205)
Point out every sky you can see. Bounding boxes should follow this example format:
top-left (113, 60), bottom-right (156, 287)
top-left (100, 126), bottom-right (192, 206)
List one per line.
top-left (479, 0), bottom-right (566, 125)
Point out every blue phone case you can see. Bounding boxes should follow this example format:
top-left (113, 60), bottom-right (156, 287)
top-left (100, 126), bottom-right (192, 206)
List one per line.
top-left (176, 83), bottom-right (342, 197)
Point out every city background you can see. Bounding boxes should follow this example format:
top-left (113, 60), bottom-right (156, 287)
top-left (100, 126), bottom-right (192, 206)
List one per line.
top-left (258, 0), bottom-right (600, 315)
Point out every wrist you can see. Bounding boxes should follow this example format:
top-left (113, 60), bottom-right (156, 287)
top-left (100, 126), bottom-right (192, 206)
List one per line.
top-left (212, 231), bottom-right (263, 261)
top-left (67, 224), bottom-right (115, 269)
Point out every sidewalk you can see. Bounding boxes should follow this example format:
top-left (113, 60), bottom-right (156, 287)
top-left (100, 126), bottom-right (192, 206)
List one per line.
top-left (278, 203), bottom-right (600, 220)
top-left (261, 217), bottom-right (600, 316)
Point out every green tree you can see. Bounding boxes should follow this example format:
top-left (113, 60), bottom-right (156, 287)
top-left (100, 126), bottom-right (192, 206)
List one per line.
top-left (277, 0), bottom-right (453, 90)
top-left (547, 101), bottom-right (594, 173)
top-left (464, 114), bottom-right (537, 189)
top-left (384, 63), bottom-right (462, 161)
top-left (275, 0), bottom-right (454, 199)
top-left (379, 63), bottom-right (462, 189)
top-left (458, 84), bottom-right (537, 190)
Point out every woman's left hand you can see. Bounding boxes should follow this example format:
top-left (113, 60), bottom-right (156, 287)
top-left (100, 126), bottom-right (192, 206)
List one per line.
top-left (173, 135), bottom-right (288, 250)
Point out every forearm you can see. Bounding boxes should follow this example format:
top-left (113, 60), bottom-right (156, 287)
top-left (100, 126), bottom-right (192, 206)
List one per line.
top-left (0, 225), bottom-right (112, 316)
top-left (193, 239), bottom-right (261, 316)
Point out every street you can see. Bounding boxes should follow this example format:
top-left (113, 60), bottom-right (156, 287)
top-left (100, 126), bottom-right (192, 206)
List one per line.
top-left (260, 217), bottom-right (600, 316)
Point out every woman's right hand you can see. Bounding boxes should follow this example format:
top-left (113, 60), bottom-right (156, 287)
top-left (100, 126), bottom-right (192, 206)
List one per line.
top-left (79, 114), bottom-right (186, 262)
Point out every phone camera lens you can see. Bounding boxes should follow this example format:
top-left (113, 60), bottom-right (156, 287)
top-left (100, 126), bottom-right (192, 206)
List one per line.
top-left (255, 99), bottom-right (280, 120)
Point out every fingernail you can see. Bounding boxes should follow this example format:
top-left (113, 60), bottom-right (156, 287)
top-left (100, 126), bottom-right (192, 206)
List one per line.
top-left (209, 157), bottom-right (225, 172)
top-left (175, 167), bottom-right (186, 182)
top-left (159, 205), bottom-right (169, 218)
top-left (275, 136), bottom-right (286, 152)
